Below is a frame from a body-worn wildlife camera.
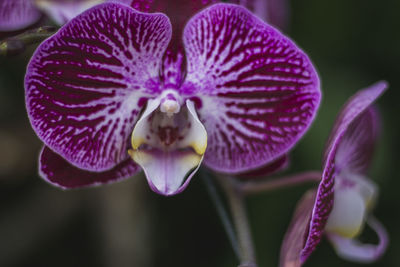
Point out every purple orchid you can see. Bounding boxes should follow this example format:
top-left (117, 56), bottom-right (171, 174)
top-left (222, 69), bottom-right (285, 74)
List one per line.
top-left (25, 2), bottom-right (320, 196)
top-left (229, 0), bottom-right (289, 29)
top-left (0, 0), bottom-right (107, 31)
top-left (280, 81), bottom-right (388, 266)
top-left (0, 0), bottom-right (41, 31)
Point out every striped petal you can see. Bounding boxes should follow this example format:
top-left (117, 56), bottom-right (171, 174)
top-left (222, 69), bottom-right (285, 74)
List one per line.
top-left (335, 108), bottom-right (380, 174)
top-left (301, 81), bottom-right (388, 262)
top-left (25, 3), bottom-right (171, 172)
top-left (0, 0), bottom-right (41, 31)
top-left (36, 0), bottom-right (104, 25)
top-left (39, 146), bottom-right (140, 189)
top-left (280, 189), bottom-right (316, 267)
top-left (182, 3), bottom-right (320, 173)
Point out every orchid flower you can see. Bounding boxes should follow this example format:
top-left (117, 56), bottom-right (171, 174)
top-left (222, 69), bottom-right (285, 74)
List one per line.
top-left (25, 2), bottom-right (320, 196)
top-left (0, 0), bottom-right (286, 32)
top-left (229, 0), bottom-right (289, 29)
top-left (280, 81), bottom-right (388, 266)
top-left (0, 0), bottom-right (106, 31)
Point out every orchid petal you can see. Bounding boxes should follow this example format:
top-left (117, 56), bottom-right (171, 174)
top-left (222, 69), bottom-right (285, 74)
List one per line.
top-left (336, 108), bottom-right (380, 174)
top-left (39, 146), bottom-right (140, 189)
top-left (327, 216), bottom-right (388, 263)
top-left (0, 0), bottom-right (41, 31)
top-left (182, 3), bottom-right (320, 174)
top-left (36, 0), bottom-right (104, 25)
top-left (280, 189), bottom-right (316, 267)
top-left (129, 100), bottom-right (207, 196)
top-left (25, 3), bottom-right (172, 172)
top-left (239, 154), bottom-right (289, 179)
top-left (324, 81), bottom-right (387, 166)
top-left (229, 0), bottom-right (289, 28)
top-left (301, 81), bottom-right (388, 262)
top-left (127, 0), bottom-right (219, 52)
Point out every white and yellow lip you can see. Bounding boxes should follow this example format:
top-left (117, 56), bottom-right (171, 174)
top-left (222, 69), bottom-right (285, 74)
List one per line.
top-left (129, 96), bottom-right (207, 196)
top-left (325, 173), bottom-right (377, 239)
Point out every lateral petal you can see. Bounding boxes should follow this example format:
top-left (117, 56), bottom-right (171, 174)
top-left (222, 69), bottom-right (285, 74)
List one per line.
top-left (39, 146), bottom-right (140, 189)
top-left (182, 3), bottom-right (320, 174)
top-left (335, 108), bottom-right (380, 174)
top-left (25, 3), bottom-right (171, 172)
top-left (280, 189), bottom-right (316, 267)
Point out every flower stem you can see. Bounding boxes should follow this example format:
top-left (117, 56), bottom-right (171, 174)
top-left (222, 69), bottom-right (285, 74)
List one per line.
top-left (217, 175), bottom-right (257, 267)
top-left (202, 172), bottom-right (240, 259)
top-left (0, 26), bottom-right (57, 56)
top-left (241, 171), bottom-right (321, 195)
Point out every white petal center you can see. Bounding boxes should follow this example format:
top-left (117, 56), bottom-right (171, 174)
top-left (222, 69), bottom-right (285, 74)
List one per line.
top-left (129, 92), bottom-right (207, 195)
top-left (325, 173), bottom-right (378, 238)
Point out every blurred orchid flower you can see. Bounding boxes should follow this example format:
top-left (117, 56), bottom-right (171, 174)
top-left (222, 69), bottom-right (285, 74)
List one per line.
top-left (0, 0), bottom-right (108, 31)
top-left (229, 0), bottom-right (289, 29)
top-left (280, 81), bottom-right (388, 266)
top-left (25, 2), bottom-right (320, 196)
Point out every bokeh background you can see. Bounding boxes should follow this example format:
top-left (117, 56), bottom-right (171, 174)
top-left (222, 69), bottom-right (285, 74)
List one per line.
top-left (0, 0), bottom-right (399, 266)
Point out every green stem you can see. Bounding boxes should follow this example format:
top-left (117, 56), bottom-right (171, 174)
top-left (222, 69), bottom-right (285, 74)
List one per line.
top-left (217, 175), bottom-right (257, 267)
top-left (0, 26), bottom-right (57, 56)
top-left (202, 172), bottom-right (240, 259)
top-left (241, 171), bottom-right (321, 196)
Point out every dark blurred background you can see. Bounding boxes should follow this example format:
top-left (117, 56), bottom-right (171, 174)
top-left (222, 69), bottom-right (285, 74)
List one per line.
top-left (0, 0), bottom-right (399, 266)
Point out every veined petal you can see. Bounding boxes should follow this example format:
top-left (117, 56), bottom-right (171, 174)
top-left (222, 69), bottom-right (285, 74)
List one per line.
top-left (327, 216), bottom-right (388, 263)
top-left (336, 108), bottom-right (380, 174)
top-left (127, 0), bottom-right (219, 54)
top-left (301, 81), bottom-right (388, 262)
top-left (25, 3), bottom-right (172, 172)
top-left (0, 0), bottom-right (41, 31)
top-left (39, 146), bottom-right (140, 189)
top-left (280, 189), bottom-right (316, 267)
top-left (182, 3), bottom-right (320, 173)
top-left (35, 0), bottom-right (104, 25)
top-left (324, 81), bottom-right (387, 166)
top-left (129, 100), bottom-right (207, 196)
